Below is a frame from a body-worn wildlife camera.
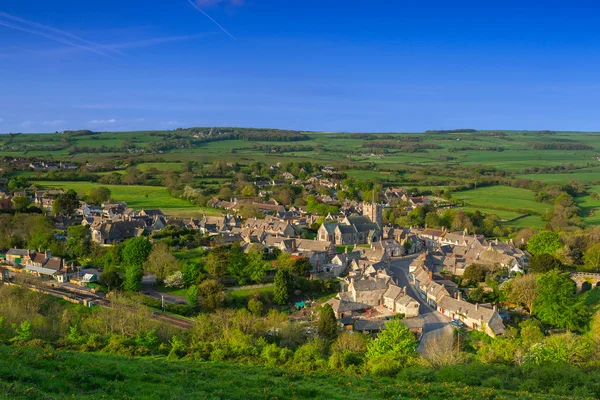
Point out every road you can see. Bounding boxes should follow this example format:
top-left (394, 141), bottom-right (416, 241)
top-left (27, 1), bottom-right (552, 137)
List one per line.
top-left (388, 255), bottom-right (452, 353)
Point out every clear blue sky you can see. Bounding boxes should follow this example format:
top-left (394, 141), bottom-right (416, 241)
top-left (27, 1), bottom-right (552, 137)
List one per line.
top-left (1, 0), bottom-right (599, 133)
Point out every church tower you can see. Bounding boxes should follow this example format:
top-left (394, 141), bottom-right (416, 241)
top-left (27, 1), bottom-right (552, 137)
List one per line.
top-left (362, 202), bottom-right (382, 227)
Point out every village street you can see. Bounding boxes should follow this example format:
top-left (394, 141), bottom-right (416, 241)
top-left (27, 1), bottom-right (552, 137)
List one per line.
top-left (388, 254), bottom-right (452, 352)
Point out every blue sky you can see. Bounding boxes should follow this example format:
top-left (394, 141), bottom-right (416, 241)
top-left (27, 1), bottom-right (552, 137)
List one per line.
top-left (1, 0), bottom-right (600, 133)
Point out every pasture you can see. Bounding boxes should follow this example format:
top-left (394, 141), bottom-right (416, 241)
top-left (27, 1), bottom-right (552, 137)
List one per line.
top-left (454, 186), bottom-right (549, 215)
top-left (32, 181), bottom-right (197, 213)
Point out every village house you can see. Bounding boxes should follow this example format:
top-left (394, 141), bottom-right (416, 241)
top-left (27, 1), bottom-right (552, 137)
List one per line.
top-left (437, 293), bottom-right (505, 337)
top-left (317, 202), bottom-right (382, 245)
top-left (243, 216), bottom-right (296, 237)
top-left (382, 285), bottom-right (420, 318)
top-left (90, 220), bottom-right (145, 245)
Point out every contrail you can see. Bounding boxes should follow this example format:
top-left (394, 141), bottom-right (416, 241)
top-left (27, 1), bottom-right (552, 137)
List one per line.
top-left (187, 0), bottom-right (236, 40)
top-left (0, 21), bottom-right (109, 56)
top-left (0, 11), bottom-right (122, 55)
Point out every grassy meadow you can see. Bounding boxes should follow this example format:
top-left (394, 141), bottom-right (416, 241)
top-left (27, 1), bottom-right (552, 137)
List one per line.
top-left (0, 345), bottom-right (585, 400)
top-left (32, 181), bottom-right (195, 212)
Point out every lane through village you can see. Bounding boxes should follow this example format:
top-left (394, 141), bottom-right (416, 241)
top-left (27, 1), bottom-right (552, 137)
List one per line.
top-left (388, 254), bottom-right (452, 352)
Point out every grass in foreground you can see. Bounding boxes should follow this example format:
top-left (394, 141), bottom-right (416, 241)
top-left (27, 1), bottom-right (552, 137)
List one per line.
top-left (0, 345), bottom-right (583, 400)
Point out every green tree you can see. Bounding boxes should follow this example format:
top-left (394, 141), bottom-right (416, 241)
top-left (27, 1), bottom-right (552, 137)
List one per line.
top-left (227, 242), bottom-right (248, 285)
top-left (293, 257), bottom-right (313, 277)
top-left (463, 264), bottom-right (487, 284)
top-left (87, 186), bottom-right (111, 205)
top-left (241, 184), bottom-right (257, 197)
top-left (534, 270), bottom-right (587, 331)
top-left (366, 319), bottom-right (418, 359)
top-left (198, 279), bottom-right (225, 311)
top-left (246, 248), bottom-right (268, 283)
top-left (206, 246), bottom-right (229, 279)
top-left (66, 225), bottom-right (91, 259)
top-left (52, 189), bottom-right (80, 216)
top-left (186, 285), bottom-right (199, 307)
top-left (144, 242), bottom-right (180, 283)
top-left (527, 231), bottom-right (562, 256)
top-left (10, 320), bottom-right (32, 343)
top-left (273, 268), bottom-right (292, 305)
top-left (11, 196), bottom-right (31, 212)
top-left (122, 237), bottom-right (152, 292)
top-left (122, 237), bottom-right (152, 268)
top-left (506, 273), bottom-right (538, 315)
top-left (583, 243), bottom-right (600, 272)
top-left (529, 254), bottom-right (564, 273)
top-left (181, 262), bottom-right (203, 287)
top-left (317, 303), bottom-right (338, 340)
top-left (247, 297), bottom-right (264, 316)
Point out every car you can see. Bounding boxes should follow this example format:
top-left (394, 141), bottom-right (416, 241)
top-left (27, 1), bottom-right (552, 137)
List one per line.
top-left (450, 319), bottom-right (465, 328)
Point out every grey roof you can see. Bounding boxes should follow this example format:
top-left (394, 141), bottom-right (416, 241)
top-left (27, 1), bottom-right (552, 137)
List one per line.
top-left (7, 249), bottom-right (30, 256)
top-left (352, 277), bottom-right (389, 292)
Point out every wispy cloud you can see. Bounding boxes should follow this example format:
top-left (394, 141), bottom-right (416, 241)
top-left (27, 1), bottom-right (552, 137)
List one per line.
top-left (43, 120), bottom-right (66, 127)
top-left (0, 12), bottom-right (120, 56)
top-left (0, 118), bottom-right (4, 123)
top-left (19, 120), bottom-right (34, 129)
top-left (88, 118), bottom-right (117, 125)
top-left (188, 0), bottom-right (236, 40)
top-left (105, 34), bottom-right (209, 50)
top-left (88, 118), bottom-right (144, 127)
top-left (0, 19), bottom-right (109, 57)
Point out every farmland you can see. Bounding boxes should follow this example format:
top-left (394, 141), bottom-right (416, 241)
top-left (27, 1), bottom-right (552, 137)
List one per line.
top-left (4, 128), bottom-right (600, 226)
top-left (32, 181), bottom-right (195, 212)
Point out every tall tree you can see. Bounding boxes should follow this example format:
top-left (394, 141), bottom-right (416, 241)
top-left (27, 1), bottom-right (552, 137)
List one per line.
top-left (506, 273), bottom-right (538, 315)
top-left (583, 243), bottom-right (600, 272)
top-left (66, 225), bottom-right (91, 259)
top-left (122, 237), bottom-right (152, 292)
top-left (527, 231), bottom-right (562, 256)
top-left (529, 254), bottom-right (564, 273)
top-left (198, 279), bottom-right (225, 311)
top-left (87, 186), bottom-right (111, 205)
top-left (317, 303), bottom-right (338, 340)
top-left (273, 268), bottom-right (292, 305)
top-left (366, 320), bottom-right (418, 359)
top-left (534, 270), bottom-right (587, 331)
top-left (227, 242), bottom-right (248, 285)
top-left (144, 242), bottom-right (181, 283)
top-left (52, 189), bottom-right (80, 216)
top-left (246, 247), bottom-right (268, 283)
top-left (205, 246), bottom-right (229, 279)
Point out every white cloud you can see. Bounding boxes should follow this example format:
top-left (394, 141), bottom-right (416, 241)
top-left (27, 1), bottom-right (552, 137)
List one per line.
top-left (19, 120), bottom-right (34, 128)
top-left (0, 118), bottom-right (4, 123)
top-left (43, 120), bottom-right (66, 126)
top-left (88, 118), bottom-right (117, 125)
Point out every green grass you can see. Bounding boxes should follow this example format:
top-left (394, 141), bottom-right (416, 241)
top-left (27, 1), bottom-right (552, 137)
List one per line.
top-left (227, 285), bottom-right (274, 298)
top-left (454, 186), bottom-right (549, 215)
top-left (0, 345), bottom-right (589, 400)
top-left (32, 181), bottom-right (195, 211)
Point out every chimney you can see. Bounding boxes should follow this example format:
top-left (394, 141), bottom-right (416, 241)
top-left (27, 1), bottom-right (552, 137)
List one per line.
top-left (475, 303), bottom-right (479, 311)
top-left (345, 246), bottom-right (348, 254)
top-left (457, 291), bottom-right (462, 301)
top-left (493, 304), bottom-right (497, 312)
top-left (428, 271), bottom-right (433, 280)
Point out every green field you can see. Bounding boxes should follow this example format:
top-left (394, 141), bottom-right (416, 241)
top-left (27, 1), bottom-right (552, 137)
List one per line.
top-left (3, 130), bottom-right (600, 173)
top-left (518, 167), bottom-right (600, 184)
top-left (33, 181), bottom-right (196, 212)
top-left (454, 186), bottom-right (549, 215)
top-left (0, 345), bottom-right (587, 400)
